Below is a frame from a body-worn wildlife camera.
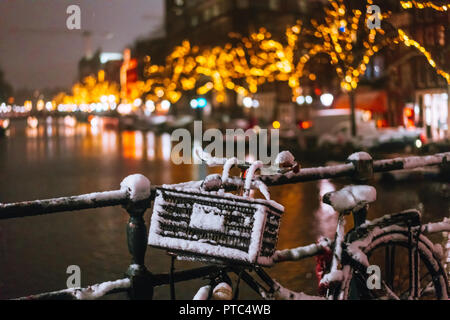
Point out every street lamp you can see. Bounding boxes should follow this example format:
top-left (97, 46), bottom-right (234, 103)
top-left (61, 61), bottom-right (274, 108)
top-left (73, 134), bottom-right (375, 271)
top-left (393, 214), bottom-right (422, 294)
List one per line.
top-left (243, 97), bottom-right (253, 108)
top-left (320, 93), bottom-right (334, 107)
top-left (190, 99), bottom-right (198, 109)
top-left (197, 98), bottom-right (207, 108)
top-left (190, 97), bottom-right (207, 109)
top-left (161, 100), bottom-right (171, 111)
top-left (296, 96), bottom-right (305, 105)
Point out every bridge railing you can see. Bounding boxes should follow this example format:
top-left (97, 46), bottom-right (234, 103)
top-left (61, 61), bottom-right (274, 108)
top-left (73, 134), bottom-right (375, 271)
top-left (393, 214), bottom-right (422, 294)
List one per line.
top-left (1, 151), bottom-right (449, 299)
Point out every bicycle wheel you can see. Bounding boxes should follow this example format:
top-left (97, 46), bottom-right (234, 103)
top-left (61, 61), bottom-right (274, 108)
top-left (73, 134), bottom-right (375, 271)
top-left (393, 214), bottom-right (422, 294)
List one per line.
top-left (338, 227), bottom-right (448, 300)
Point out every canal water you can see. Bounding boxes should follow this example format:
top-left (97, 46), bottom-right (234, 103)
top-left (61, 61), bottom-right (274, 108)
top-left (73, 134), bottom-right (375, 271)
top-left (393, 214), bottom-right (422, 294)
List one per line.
top-left (0, 118), bottom-right (448, 299)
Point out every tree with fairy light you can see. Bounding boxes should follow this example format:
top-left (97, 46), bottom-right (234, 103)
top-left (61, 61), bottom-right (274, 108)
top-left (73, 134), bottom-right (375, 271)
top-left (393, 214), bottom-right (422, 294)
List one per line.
top-left (142, 41), bottom-right (197, 110)
top-left (299, 0), bottom-right (450, 136)
top-left (246, 23), bottom-right (323, 99)
top-left (54, 72), bottom-right (120, 106)
top-left (293, 0), bottom-right (398, 136)
top-left (394, 1), bottom-right (450, 83)
top-left (142, 38), bottom-right (272, 113)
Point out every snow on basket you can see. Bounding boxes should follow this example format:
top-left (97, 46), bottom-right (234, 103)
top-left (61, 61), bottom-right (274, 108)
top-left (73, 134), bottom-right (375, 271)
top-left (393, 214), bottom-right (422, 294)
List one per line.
top-left (148, 162), bottom-right (285, 266)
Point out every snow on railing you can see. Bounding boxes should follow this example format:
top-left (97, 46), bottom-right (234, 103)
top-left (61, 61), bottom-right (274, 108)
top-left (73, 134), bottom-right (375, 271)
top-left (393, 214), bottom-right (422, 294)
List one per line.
top-left (259, 151), bottom-right (450, 186)
top-left (1, 152), bottom-right (448, 220)
top-left (17, 278), bottom-right (131, 300)
top-left (0, 189), bottom-right (128, 219)
top-left (0, 151), bottom-right (448, 300)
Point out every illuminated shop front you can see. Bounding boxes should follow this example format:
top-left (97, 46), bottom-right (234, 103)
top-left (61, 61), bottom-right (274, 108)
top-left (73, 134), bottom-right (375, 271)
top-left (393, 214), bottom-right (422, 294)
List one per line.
top-left (416, 90), bottom-right (449, 140)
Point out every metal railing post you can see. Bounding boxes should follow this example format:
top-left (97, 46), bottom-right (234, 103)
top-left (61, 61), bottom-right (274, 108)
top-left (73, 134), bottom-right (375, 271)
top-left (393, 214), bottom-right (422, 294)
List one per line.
top-left (347, 151), bottom-right (374, 183)
top-left (120, 174), bottom-right (154, 300)
top-left (346, 152), bottom-right (374, 300)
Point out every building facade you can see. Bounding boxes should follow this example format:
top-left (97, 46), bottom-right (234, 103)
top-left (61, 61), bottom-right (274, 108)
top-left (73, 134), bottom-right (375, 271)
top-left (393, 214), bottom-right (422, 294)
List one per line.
top-left (377, 0), bottom-right (449, 139)
top-left (132, 0), bottom-right (450, 138)
top-left (133, 0), bottom-right (326, 126)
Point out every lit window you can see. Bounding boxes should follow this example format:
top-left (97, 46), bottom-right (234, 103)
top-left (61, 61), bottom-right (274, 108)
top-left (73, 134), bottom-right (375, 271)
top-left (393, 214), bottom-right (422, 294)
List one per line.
top-left (174, 0), bottom-right (184, 6)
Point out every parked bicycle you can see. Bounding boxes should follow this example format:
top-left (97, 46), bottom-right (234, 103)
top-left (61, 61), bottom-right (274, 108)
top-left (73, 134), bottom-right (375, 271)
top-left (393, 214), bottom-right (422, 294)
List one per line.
top-left (0, 150), bottom-right (449, 300)
top-left (178, 150), bottom-right (450, 300)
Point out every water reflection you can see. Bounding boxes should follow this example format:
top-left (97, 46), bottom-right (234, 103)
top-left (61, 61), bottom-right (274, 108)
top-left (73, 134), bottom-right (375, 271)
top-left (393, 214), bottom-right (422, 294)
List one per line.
top-left (102, 130), bottom-right (116, 155)
top-left (17, 117), bottom-right (178, 163)
top-left (314, 179), bottom-right (338, 239)
top-left (146, 132), bottom-right (155, 160)
top-left (161, 133), bottom-right (171, 161)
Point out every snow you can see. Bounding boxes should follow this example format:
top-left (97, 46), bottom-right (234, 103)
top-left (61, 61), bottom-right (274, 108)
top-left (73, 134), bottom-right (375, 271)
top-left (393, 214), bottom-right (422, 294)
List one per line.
top-left (202, 174), bottom-right (222, 191)
top-left (148, 186), bottom-right (283, 266)
top-left (403, 153), bottom-right (450, 169)
top-left (164, 180), bottom-right (203, 191)
top-left (193, 285), bottom-right (211, 300)
top-left (195, 147), bottom-right (226, 166)
top-left (270, 280), bottom-right (324, 300)
top-left (189, 203), bottom-right (225, 232)
top-left (251, 180), bottom-right (271, 200)
top-left (347, 151), bottom-right (372, 161)
top-left (320, 215), bottom-right (346, 288)
top-left (248, 206), bottom-right (266, 262)
top-left (422, 218), bottom-right (450, 234)
top-left (212, 282), bottom-right (233, 300)
top-left (347, 223), bottom-right (405, 267)
top-left (149, 201), bottom-right (270, 264)
top-left (345, 215), bottom-right (447, 295)
top-left (320, 270), bottom-right (344, 285)
top-left (244, 161), bottom-right (263, 191)
top-left (158, 184), bottom-right (284, 212)
top-left (273, 238), bottom-right (331, 262)
top-left (358, 227), bottom-right (448, 299)
top-left (71, 278), bottom-right (131, 300)
top-left (374, 152), bottom-right (450, 171)
top-left (259, 162), bottom-right (355, 186)
top-left (275, 151), bottom-right (295, 167)
top-left (222, 157), bottom-right (239, 183)
top-left (120, 174), bottom-right (151, 201)
top-left (324, 185), bottom-right (376, 212)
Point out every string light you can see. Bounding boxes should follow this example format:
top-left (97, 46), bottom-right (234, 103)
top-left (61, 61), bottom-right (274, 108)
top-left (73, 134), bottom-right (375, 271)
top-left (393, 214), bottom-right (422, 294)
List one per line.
top-left (397, 29), bottom-right (450, 83)
top-left (400, 0), bottom-right (449, 11)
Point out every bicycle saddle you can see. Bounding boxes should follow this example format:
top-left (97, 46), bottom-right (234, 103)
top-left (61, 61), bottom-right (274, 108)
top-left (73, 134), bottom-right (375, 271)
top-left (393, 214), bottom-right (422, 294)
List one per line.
top-left (323, 185), bottom-right (376, 213)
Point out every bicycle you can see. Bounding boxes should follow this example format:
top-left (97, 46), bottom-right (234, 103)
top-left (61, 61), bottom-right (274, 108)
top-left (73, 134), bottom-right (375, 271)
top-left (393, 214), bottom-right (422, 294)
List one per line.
top-left (160, 149), bottom-right (450, 300)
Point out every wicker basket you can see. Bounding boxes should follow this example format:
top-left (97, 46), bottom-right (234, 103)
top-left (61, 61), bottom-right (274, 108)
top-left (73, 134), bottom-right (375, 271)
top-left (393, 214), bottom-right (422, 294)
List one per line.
top-left (148, 161), bottom-right (284, 266)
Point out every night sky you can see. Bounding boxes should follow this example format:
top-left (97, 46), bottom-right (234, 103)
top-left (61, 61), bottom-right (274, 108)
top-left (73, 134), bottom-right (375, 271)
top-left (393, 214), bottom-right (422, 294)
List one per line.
top-left (0, 0), bottom-right (164, 91)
